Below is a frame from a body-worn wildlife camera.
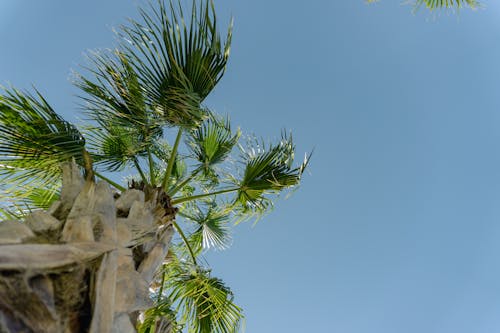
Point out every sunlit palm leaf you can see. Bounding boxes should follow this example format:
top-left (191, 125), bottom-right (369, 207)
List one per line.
top-left (77, 49), bottom-right (167, 173)
top-left (367, 0), bottom-right (479, 10)
top-left (119, 0), bottom-right (232, 128)
top-left (0, 206), bottom-right (25, 220)
top-left (235, 133), bottom-right (308, 212)
top-left (0, 87), bottom-right (85, 165)
top-left (165, 260), bottom-right (243, 333)
top-left (86, 125), bottom-right (147, 171)
top-left (0, 87), bottom-right (85, 214)
top-left (24, 185), bottom-right (60, 209)
top-left (0, 182), bottom-right (60, 219)
top-left (183, 205), bottom-right (232, 252)
top-left (151, 140), bottom-right (189, 184)
top-left (138, 299), bottom-right (183, 333)
top-left (415, 0), bottom-right (478, 10)
top-left (121, 139), bottom-right (191, 189)
top-left (188, 114), bottom-right (240, 177)
top-left (77, 50), bottom-right (163, 136)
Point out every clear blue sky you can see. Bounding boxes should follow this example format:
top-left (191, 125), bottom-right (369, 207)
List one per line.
top-left (2, 1), bottom-right (500, 332)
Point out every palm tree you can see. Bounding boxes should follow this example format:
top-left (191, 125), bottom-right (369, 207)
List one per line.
top-left (367, 0), bottom-right (479, 11)
top-left (0, 1), bottom-right (308, 332)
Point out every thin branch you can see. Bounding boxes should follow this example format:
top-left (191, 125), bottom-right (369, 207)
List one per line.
top-left (172, 220), bottom-right (197, 265)
top-left (171, 187), bottom-right (239, 205)
top-left (133, 158), bottom-right (148, 184)
top-left (148, 147), bottom-right (156, 185)
top-left (157, 267), bottom-right (166, 302)
top-left (161, 128), bottom-right (183, 189)
top-left (94, 171), bottom-right (126, 192)
top-left (167, 167), bottom-right (201, 196)
top-left (177, 211), bottom-right (197, 221)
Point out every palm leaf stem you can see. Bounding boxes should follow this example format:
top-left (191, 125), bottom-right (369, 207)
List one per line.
top-left (94, 171), bottom-right (126, 192)
top-left (167, 167), bottom-right (201, 196)
top-left (147, 147), bottom-right (156, 185)
top-left (134, 158), bottom-right (149, 184)
top-left (172, 220), bottom-right (198, 265)
top-left (172, 187), bottom-right (239, 205)
top-left (161, 128), bottom-right (183, 190)
top-left (157, 266), bottom-right (167, 302)
top-left (176, 211), bottom-right (196, 221)
top-left (82, 149), bottom-right (94, 180)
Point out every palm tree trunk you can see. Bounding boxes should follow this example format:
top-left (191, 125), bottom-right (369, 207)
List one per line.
top-left (0, 161), bottom-right (175, 333)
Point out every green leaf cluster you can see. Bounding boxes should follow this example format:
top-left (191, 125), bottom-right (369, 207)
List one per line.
top-left (0, 88), bottom-right (84, 213)
top-left (118, 0), bottom-right (232, 128)
top-left (366, 0), bottom-right (479, 11)
top-left (0, 0), bottom-right (308, 331)
top-left (150, 259), bottom-right (243, 333)
top-left (414, 0), bottom-right (479, 10)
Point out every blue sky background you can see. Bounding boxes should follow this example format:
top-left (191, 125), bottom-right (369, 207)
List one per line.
top-left (2, 1), bottom-right (500, 332)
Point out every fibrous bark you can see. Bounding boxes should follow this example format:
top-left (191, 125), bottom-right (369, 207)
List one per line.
top-left (0, 161), bottom-right (175, 333)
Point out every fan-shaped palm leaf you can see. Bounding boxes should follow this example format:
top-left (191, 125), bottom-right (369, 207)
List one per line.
top-left (183, 205), bottom-right (232, 253)
top-left (138, 299), bottom-right (182, 333)
top-left (0, 88), bottom-right (85, 165)
top-left (170, 134), bottom-right (309, 216)
top-left (151, 139), bottom-right (189, 185)
top-left (21, 185), bottom-right (60, 210)
top-left (415, 0), bottom-right (478, 10)
top-left (236, 133), bottom-right (309, 212)
top-left (165, 261), bottom-right (243, 333)
top-left (77, 50), bottom-right (163, 137)
top-left (77, 49), bottom-right (167, 175)
top-left (188, 114), bottom-right (240, 178)
top-left (119, 0), bottom-right (232, 128)
top-left (366, 0), bottom-right (479, 10)
top-left (86, 125), bottom-right (147, 172)
top-left (0, 183), bottom-right (60, 219)
top-left (0, 87), bottom-right (85, 214)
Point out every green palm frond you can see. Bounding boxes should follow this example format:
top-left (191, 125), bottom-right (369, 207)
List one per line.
top-left (235, 133), bottom-right (309, 212)
top-left (183, 205), bottom-right (232, 253)
top-left (366, 0), bottom-right (479, 10)
top-left (23, 185), bottom-right (60, 209)
top-left (188, 114), bottom-right (240, 177)
top-left (0, 1), bottom-right (308, 331)
top-left (121, 139), bottom-right (190, 188)
top-left (0, 87), bottom-right (85, 211)
top-left (170, 133), bottom-right (310, 215)
top-left (150, 139), bottom-right (173, 164)
top-left (77, 49), bottom-right (167, 174)
top-left (0, 182), bottom-right (60, 219)
top-left (77, 50), bottom-right (163, 137)
top-left (139, 299), bottom-right (183, 333)
top-left (415, 0), bottom-right (478, 10)
top-left (119, 0), bottom-right (232, 128)
top-left (151, 139), bottom-right (189, 182)
top-left (85, 125), bottom-right (147, 172)
top-left (0, 206), bottom-right (26, 220)
top-left (0, 87), bottom-right (85, 166)
top-left (165, 261), bottom-right (243, 333)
